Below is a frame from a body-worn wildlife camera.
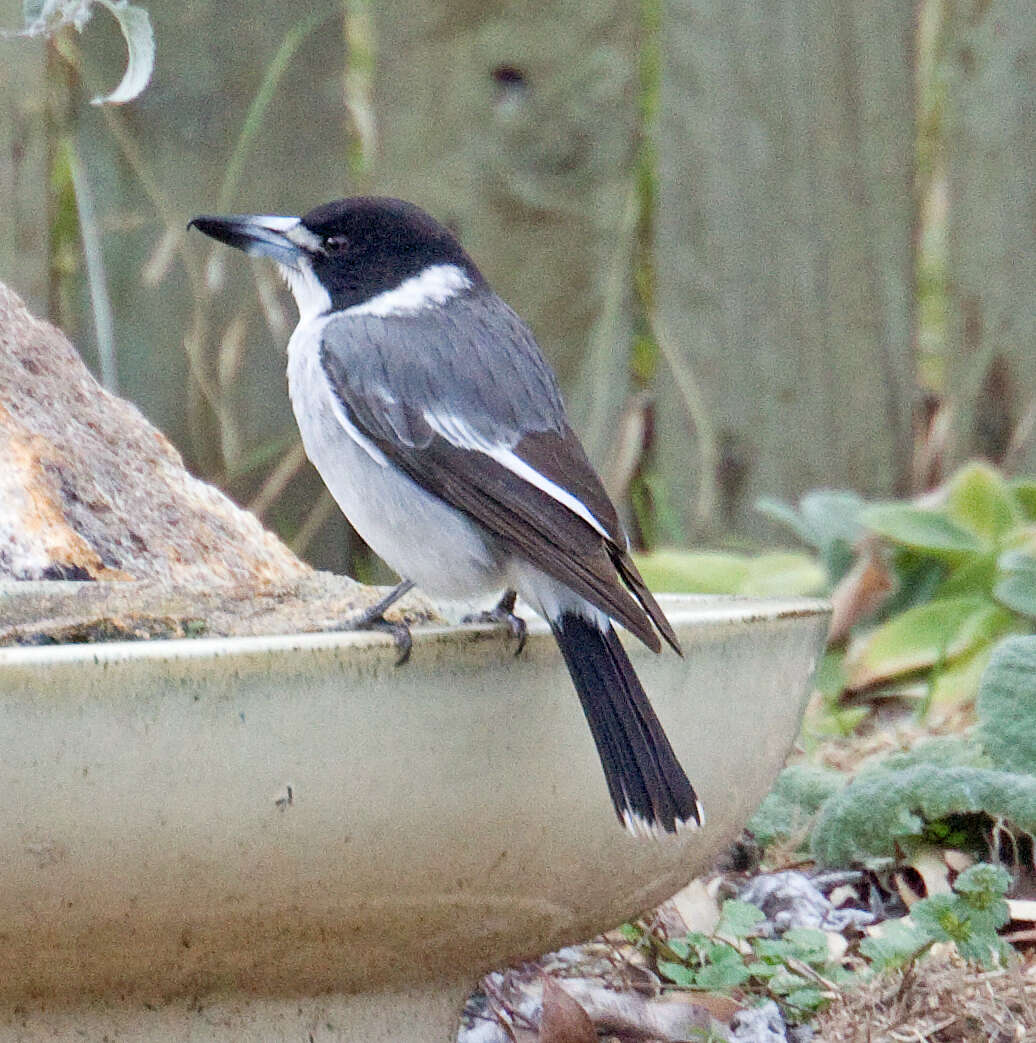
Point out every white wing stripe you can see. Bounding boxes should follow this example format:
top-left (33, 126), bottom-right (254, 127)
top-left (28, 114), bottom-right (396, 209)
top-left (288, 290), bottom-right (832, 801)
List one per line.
top-left (327, 395), bottom-right (389, 467)
top-left (424, 411), bottom-right (611, 539)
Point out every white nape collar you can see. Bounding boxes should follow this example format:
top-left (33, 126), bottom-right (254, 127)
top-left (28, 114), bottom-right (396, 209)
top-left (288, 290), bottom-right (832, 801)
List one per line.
top-left (344, 264), bottom-right (472, 318)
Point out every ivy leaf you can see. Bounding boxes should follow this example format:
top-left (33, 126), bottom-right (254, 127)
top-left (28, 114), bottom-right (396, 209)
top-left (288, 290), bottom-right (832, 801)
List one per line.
top-left (782, 987), bottom-right (830, 1013)
top-left (859, 919), bottom-right (929, 971)
top-left (694, 957), bottom-right (751, 989)
top-left (781, 927), bottom-right (830, 966)
top-left (657, 959), bottom-right (697, 987)
top-left (715, 899), bottom-right (766, 939)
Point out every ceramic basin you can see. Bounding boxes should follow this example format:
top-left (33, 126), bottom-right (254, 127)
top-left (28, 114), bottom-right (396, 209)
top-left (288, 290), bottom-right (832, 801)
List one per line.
top-left (0, 593), bottom-right (828, 1040)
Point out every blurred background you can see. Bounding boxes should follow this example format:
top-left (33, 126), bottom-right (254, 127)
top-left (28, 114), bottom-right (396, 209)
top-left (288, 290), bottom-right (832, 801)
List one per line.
top-left (1, 0), bottom-right (1032, 582)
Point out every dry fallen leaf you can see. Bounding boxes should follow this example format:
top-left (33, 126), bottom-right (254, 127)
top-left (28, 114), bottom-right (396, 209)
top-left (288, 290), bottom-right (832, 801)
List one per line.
top-left (538, 977), bottom-right (596, 1043)
top-left (827, 536), bottom-right (894, 644)
top-left (668, 877), bottom-right (721, 935)
top-left (895, 845), bottom-right (953, 907)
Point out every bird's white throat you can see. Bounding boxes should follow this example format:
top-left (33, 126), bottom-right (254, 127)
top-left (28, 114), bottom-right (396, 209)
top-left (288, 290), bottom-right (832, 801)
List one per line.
top-left (278, 261), bottom-right (332, 324)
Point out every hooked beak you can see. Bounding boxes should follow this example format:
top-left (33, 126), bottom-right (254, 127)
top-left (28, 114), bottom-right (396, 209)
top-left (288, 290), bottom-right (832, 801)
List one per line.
top-left (187, 214), bottom-right (309, 270)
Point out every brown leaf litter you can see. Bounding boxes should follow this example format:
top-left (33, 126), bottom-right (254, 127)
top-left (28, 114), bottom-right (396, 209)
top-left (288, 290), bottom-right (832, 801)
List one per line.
top-left (812, 950), bottom-right (1036, 1042)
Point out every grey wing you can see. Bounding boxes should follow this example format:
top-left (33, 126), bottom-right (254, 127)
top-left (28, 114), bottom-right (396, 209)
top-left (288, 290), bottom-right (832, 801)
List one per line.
top-left (318, 293), bottom-right (679, 653)
top-left (326, 293), bottom-right (567, 449)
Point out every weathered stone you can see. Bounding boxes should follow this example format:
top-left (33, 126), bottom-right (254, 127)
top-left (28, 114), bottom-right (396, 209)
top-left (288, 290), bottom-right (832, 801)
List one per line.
top-left (0, 280), bottom-right (312, 587)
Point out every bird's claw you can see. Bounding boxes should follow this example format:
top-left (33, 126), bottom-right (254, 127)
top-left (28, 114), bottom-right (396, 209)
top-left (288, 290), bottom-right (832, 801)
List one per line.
top-left (463, 590), bottom-right (527, 656)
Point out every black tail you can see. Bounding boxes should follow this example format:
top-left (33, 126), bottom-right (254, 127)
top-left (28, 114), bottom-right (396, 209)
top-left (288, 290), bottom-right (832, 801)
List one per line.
top-left (550, 612), bottom-right (703, 836)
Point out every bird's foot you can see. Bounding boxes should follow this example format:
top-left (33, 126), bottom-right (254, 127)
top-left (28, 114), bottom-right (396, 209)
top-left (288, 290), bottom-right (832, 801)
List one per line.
top-left (463, 589), bottom-right (527, 656)
top-left (335, 580), bottom-right (415, 666)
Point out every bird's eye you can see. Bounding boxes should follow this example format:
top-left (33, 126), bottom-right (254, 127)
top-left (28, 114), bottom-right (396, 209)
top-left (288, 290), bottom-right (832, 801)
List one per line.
top-left (324, 234), bottom-right (349, 252)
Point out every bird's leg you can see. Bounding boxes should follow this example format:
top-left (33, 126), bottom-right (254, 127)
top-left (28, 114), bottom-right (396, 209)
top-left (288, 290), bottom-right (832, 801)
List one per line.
top-left (463, 589), bottom-right (528, 656)
top-left (336, 579), bottom-right (415, 665)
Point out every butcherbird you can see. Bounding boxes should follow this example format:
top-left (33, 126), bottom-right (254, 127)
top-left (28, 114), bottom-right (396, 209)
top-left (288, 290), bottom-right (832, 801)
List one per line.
top-left (190, 197), bottom-right (702, 836)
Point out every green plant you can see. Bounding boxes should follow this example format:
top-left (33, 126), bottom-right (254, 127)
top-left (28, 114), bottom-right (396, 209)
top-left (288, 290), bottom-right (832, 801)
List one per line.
top-left (807, 635), bottom-right (1036, 867)
top-left (628, 864), bottom-right (1014, 1026)
top-left (859, 863), bottom-right (1013, 970)
top-left (763, 462), bottom-right (1035, 707)
top-left (747, 764), bottom-right (846, 851)
top-left (633, 548), bottom-right (826, 597)
top-left (626, 899), bottom-right (852, 1020)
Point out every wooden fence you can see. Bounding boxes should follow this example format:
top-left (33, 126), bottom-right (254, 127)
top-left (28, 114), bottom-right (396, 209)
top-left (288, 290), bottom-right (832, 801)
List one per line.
top-left (1, 0), bottom-right (1031, 567)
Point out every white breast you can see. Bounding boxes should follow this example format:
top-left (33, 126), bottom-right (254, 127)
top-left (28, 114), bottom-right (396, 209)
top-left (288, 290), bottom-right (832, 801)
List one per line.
top-left (285, 316), bottom-right (507, 599)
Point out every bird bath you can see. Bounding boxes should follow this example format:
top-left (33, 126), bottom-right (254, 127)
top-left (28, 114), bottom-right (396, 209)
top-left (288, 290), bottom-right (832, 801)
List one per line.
top-left (0, 591), bottom-right (827, 1040)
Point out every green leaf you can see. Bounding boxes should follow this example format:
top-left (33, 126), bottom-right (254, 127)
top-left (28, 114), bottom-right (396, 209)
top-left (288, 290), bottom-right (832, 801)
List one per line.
top-left (745, 960), bottom-right (781, 978)
top-left (740, 552), bottom-right (828, 597)
top-left (707, 941), bottom-right (748, 965)
top-left (1010, 479), bottom-right (1036, 522)
top-left (755, 496), bottom-right (816, 545)
top-left (781, 928), bottom-right (830, 965)
top-left (752, 939), bottom-right (793, 961)
top-left (859, 919), bottom-right (929, 971)
top-left (911, 894), bottom-right (969, 943)
top-left (935, 551), bottom-right (1000, 599)
top-left (619, 923), bottom-right (641, 944)
top-left (694, 958), bottom-right (751, 989)
top-left (925, 641), bottom-right (1002, 709)
top-left (954, 862), bottom-right (1013, 905)
top-left (846, 595), bottom-right (1015, 689)
top-left (89, 1), bottom-right (154, 105)
top-left (863, 736), bottom-right (988, 774)
top-left (993, 549), bottom-right (1036, 619)
top-left (945, 462), bottom-right (1020, 548)
top-left (748, 764), bottom-right (846, 848)
top-left (631, 549), bottom-right (825, 596)
top-left (810, 764), bottom-right (1036, 865)
top-left (757, 490), bottom-right (865, 581)
top-left (860, 504), bottom-right (981, 557)
top-left (909, 893), bottom-right (1008, 968)
top-left (633, 549), bottom-right (750, 594)
top-left (955, 932), bottom-right (1013, 967)
top-left (766, 970), bottom-right (812, 995)
top-left (716, 900), bottom-right (766, 939)
top-left (657, 959), bottom-right (698, 987)
top-left (782, 988), bottom-right (830, 1013)
top-left (881, 551), bottom-right (949, 617)
top-left (977, 636), bottom-right (1036, 775)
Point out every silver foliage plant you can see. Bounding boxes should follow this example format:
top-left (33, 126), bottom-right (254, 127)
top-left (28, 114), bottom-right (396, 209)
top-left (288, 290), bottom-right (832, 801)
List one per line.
top-left (8, 0), bottom-right (154, 105)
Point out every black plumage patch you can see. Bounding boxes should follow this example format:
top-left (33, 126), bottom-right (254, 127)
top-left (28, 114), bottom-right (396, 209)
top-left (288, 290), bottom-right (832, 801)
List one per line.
top-left (551, 612), bottom-right (700, 833)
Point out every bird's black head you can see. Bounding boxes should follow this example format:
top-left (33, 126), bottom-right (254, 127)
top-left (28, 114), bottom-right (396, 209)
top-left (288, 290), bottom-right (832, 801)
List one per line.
top-left (189, 197), bottom-right (485, 315)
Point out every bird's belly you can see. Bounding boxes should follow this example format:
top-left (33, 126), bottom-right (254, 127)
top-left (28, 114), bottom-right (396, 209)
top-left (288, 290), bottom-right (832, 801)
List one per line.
top-left (287, 343), bottom-right (506, 598)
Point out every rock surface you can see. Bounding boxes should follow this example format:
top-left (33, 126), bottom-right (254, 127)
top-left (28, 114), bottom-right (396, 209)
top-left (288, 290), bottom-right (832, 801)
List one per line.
top-left (0, 280), bottom-right (437, 642)
top-left (0, 280), bottom-right (309, 586)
